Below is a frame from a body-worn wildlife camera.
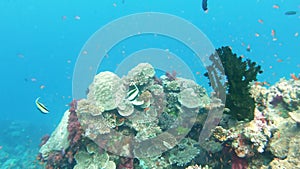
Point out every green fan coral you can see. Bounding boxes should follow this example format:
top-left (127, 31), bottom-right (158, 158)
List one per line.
top-left (205, 46), bottom-right (263, 121)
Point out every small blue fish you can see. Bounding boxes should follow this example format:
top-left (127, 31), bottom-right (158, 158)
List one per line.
top-left (35, 97), bottom-right (49, 114)
top-left (284, 11), bottom-right (297, 15)
top-left (202, 0), bottom-right (208, 11)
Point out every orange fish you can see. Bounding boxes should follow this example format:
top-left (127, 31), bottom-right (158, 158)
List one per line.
top-left (290, 73), bottom-right (299, 80)
top-left (273, 4), bottom-right (280, 9)
top-left (271, 29), bottom-right (276, 40)
top-left (258, 19), bottom-right (264, 24)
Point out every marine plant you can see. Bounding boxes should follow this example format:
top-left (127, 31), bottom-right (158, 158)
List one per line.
top-left (205, 46), bottom-right (263, 121)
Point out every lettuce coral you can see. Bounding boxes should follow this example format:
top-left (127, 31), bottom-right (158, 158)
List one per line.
top-left (205, 46), bottom-right (263, 121)
top-left (168, 138), bottom-right (201, 167)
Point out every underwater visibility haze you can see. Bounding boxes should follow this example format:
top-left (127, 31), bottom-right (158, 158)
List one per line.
top-left (0, 0), bottom-right (299, 168)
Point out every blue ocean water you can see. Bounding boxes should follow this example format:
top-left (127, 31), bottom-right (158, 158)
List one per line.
top-left (0, 0), bottom-right (299, 168)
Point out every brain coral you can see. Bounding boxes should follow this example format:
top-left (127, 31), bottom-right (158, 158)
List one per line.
top-left (125, 63), bottom-right (155, 85)
top-left (87, 71), bottom-right (125, 111)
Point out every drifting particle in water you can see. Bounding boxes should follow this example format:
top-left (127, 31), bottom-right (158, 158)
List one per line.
top-left (62, 16), bottom-right (67, 20)
top-left (40, 85), bottom-right (45, 89)
top-left (113, 2), bottom-right (117, 7)
top-left (277, 59), bottom-right (283, 62)
top-left (74, 15), bottom-right (80, 20)
top-left (258, 19), bottom-right (264, 24)
top-left (17, 53), bottom-right (24, 59)
top-left (67, 60), bottom-right (71, 64)
top-left (255, 33), bottom-right (260, 37)
top-left (295, 32), bottom-right (299, 37)
top-left (284, 11), bottom-right (297, 15)
top-left (82, 50), bottom-right (88, 55)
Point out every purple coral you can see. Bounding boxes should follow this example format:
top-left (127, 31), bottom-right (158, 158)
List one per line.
top-left (231, 152), bottom-right (248, 169)
top-left (68, 100), bottom-right (82, 146)
top-left (67, 111), bottom-right (82, 145)
top-left (118, 157), bottom-right (134, 169)
top-left (165, 71), bottom-right (177, 81)
top-left (269, 95), bottom-right (283, 107)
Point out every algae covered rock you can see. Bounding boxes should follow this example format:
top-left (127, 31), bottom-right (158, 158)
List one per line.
top-left (39, 109), bottom-right (70, 158)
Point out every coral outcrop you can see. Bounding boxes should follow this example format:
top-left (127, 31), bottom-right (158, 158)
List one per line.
top-left (38, 61), bottom-right (299, 169)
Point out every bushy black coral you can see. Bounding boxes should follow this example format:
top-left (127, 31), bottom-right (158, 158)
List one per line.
top-left (205, 46), bottom-right (263, 121)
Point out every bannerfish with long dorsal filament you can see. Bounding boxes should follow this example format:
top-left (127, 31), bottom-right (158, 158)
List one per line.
top-left (35, 97), bottom-right (49, 114)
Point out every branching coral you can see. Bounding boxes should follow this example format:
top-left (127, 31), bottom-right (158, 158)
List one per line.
top-left (205, 46), bottom-right (263, 121)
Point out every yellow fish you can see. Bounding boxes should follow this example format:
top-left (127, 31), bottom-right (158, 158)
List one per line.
top-left (35, 97), bottom-right (49, 114)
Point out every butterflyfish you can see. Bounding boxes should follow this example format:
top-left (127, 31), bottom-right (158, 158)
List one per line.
top-left (35, 97), bottom-right (49, 114)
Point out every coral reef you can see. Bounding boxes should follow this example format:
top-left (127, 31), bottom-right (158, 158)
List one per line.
top-left (38, 63), bottom-right (212, 168)
top-left (37, 61), bottom-right (300, 169)
top-left (203, 77), bottom-right (300, 168)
